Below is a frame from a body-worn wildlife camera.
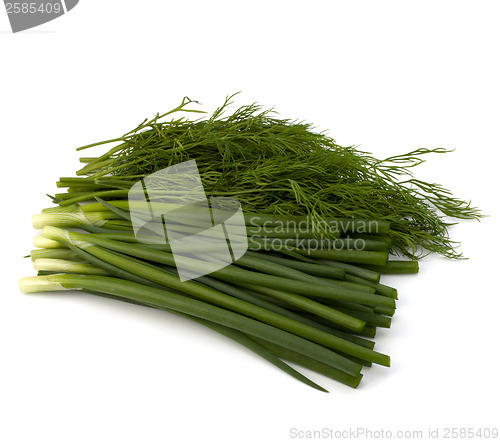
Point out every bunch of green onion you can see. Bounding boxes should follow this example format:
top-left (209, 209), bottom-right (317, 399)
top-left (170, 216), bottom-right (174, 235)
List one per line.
top-left (19, 96), bottom-right (479, 392)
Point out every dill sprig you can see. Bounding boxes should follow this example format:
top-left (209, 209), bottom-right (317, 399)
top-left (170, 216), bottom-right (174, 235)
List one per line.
top-left (77, 94), bottom-right (481, 259)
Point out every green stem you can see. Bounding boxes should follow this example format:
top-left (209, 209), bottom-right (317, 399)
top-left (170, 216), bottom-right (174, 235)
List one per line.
top-left (335, 307), bottom-right (392, 328)
top-left (251, 338), bottom-right (363, 388)
top-left (238, 283), bottom-right (365, 331)
top-left (316, 259), bottom-right (381, 282)
top-left (318, 278), bottom-right (376, 294)
top-left (297, 249), bottom-right (389, 266)
top-left (360, 260), bottom-right (419, 274)
top-left (33, 258), bottom-right (109, 276)
top-left (344, 275), bottom-right (398, 299)
top-left (58, 190), bottom-right (129, 206)
top-left (45, 227), bottom-right (395, 309)
top-left (30, 248), bottom-right (82, 261)
top-left (194, 275), bottom-right (375, 349)
top-left (247, 252), bottom-right (345, 279)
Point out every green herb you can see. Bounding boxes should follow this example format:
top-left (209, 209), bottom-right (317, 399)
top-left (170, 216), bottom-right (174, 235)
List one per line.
top-left (72, 94), bottom-right (481, 259)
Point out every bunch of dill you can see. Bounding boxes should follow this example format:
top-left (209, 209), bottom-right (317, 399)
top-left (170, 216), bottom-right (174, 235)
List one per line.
top-left (76, 94), bottom-right (481, 259)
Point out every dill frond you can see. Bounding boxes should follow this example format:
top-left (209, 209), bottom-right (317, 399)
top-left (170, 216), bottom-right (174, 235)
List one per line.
top-left (77, 94), bottom-right (482, 259)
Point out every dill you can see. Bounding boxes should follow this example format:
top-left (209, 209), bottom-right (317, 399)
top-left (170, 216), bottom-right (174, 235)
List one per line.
top-left (75, 94), bottom-right (481, 259)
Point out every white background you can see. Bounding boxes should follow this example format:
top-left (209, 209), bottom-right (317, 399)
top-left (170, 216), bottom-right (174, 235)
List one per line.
top-left (1, 1), bottom-right (499, 441)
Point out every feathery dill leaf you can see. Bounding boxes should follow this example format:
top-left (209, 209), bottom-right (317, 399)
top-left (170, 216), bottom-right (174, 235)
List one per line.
top-left (77, 94), bottom-right (481, 259)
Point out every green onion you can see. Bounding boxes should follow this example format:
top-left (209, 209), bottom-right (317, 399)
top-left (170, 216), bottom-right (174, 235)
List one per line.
top-left (344, 274), bottom-right (398, 299)
top-left (246, 252), bottom-right (345, 279)
top-left (360, 261), bottom-right (420, 274)
top-left (33, 259), bottom-right (109, 276)
top-left (316, 259), bottom-right (381, 282)
top-left (43, 226), bottom-right (396, 310)
top-left (296, 249), bottom-right (389, 266)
